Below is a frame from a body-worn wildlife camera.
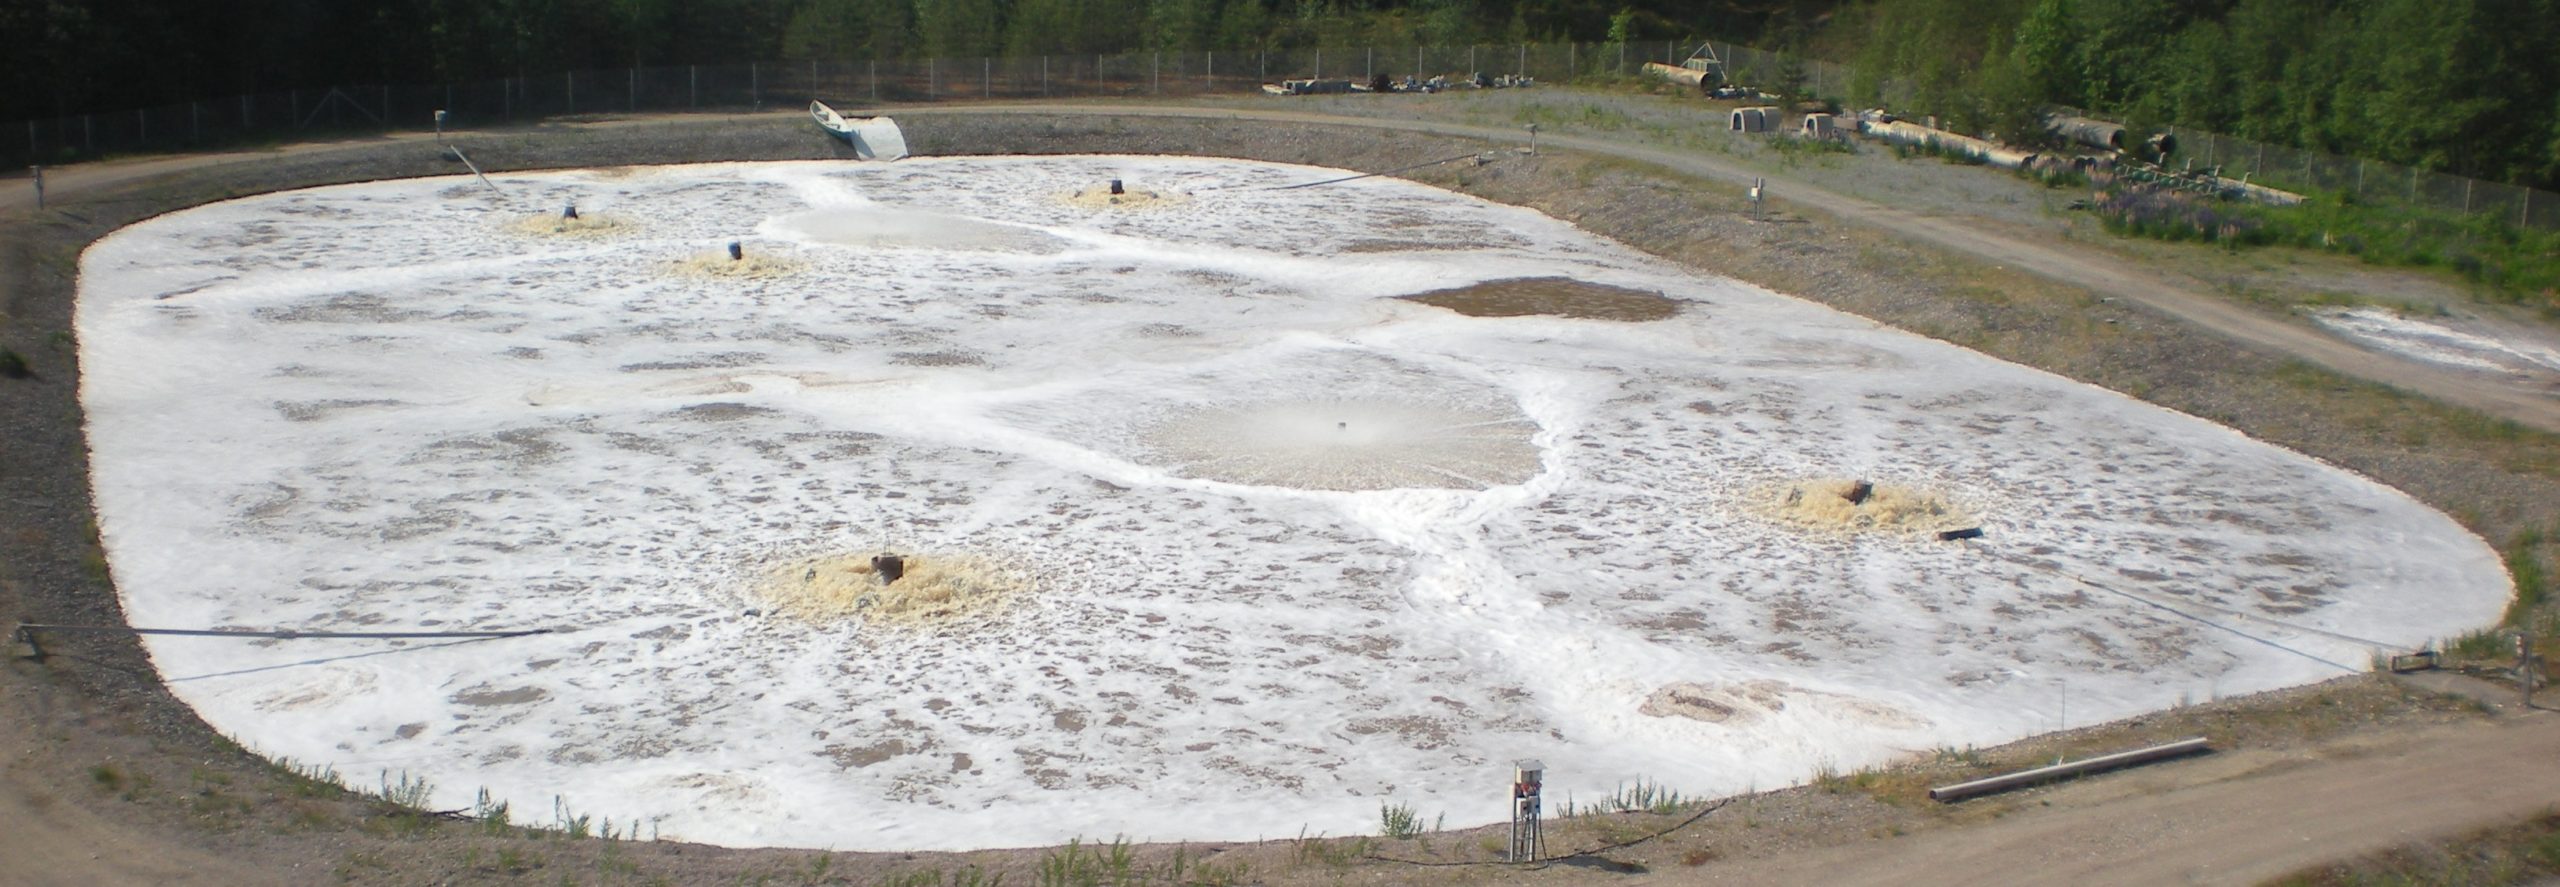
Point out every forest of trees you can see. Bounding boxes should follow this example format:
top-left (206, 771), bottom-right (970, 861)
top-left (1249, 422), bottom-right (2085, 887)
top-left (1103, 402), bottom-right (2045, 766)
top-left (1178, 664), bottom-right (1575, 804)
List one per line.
top-left (1817, 0), bottom-right (2560, 189)
top-left (4, 0), bottom-right (2553, 190)
top-left (0, 0), bottom-right (1799, 121)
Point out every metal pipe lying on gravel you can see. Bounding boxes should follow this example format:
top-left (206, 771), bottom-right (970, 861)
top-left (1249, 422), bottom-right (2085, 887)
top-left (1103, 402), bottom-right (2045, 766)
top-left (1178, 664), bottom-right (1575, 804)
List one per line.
top-left (1928, 736), bottom-right (2212, 802)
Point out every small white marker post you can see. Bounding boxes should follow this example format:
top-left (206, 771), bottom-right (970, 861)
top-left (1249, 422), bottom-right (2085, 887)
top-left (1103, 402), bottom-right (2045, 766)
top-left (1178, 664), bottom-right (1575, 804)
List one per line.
top-left (434, 109), bottom-right (448, 143)
top-left (1747, 177), bottom-right (1765, 221)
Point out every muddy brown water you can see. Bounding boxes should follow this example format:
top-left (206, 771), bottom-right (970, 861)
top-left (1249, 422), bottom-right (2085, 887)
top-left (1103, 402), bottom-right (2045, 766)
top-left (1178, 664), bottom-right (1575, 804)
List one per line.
top-left (1400, 276), bottom-right (1681, 321)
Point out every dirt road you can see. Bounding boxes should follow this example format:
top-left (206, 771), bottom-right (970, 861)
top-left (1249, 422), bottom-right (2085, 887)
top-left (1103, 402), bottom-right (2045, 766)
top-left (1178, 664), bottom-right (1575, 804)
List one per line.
top-left (1645, 714), bottom-right (2560, 886)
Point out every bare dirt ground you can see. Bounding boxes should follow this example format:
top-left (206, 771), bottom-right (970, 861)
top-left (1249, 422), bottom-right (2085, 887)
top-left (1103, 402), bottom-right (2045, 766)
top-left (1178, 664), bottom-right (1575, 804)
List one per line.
top-left (4, 100), bottom-right (2556, 886)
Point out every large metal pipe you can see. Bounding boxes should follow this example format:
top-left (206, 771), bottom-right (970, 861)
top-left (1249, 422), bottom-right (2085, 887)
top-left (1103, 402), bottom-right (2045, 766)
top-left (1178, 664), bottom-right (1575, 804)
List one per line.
top-left (1860, 118), bottom-right (2039, 170)
top-left (2044, 114), bottom-right (2128, 152)
top-left (1928, 736), bottom-right (2211, 802)
top-left (1642, 61), bottom-right (1709, 88)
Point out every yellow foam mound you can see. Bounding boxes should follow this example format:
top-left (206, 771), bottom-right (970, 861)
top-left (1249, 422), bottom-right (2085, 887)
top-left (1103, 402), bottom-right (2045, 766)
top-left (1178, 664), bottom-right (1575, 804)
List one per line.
top-left (505, 213), bottom-right (633, 238)
top-left (1058, 189), bottom-right (1189, 210)
top-left (670, 253), bottom-right (802, 279)
top-left (1748, 477), bottom-right (1973, 536)
top-left (760, 552), bottom-right (1028, 629)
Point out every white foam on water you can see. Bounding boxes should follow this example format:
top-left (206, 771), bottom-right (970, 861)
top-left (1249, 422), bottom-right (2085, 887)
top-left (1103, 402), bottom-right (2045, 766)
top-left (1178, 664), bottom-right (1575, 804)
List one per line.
top-left (78, 157), bottom-right (2508, 851)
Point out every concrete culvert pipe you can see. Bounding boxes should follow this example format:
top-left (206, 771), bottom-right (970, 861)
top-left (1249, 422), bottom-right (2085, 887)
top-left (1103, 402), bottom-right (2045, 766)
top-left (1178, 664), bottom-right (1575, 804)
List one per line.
top-left (2044, 114), bottom-right (2128, 152)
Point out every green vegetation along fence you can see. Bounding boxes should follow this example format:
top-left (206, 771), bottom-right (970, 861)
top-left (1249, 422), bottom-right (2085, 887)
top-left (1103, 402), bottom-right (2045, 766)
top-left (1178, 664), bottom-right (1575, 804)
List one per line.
top-left (1709, 38), bottom-right (2560, 231)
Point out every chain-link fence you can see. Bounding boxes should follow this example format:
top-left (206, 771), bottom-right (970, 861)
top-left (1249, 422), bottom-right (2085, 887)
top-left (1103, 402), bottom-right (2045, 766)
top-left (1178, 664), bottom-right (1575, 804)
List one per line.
top-left (11, 39), bottom-right (2552, 229)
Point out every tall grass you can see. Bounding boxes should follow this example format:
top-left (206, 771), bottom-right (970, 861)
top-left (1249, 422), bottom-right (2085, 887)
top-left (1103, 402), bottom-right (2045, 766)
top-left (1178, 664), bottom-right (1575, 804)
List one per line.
top-left (2091, 186), bottom-right (2560, 304)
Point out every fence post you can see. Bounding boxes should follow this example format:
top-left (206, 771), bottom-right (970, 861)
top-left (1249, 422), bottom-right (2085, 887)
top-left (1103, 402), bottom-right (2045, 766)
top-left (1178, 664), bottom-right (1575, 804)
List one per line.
top-left (1315, 48), bottom-right (1322, 80)
top-left (29, 165), bottom-right (41, 209)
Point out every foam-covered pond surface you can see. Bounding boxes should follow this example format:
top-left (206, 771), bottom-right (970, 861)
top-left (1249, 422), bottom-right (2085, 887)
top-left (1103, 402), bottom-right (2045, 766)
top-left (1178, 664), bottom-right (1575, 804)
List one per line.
top-left (78, 157), bottom-right (2505, 850)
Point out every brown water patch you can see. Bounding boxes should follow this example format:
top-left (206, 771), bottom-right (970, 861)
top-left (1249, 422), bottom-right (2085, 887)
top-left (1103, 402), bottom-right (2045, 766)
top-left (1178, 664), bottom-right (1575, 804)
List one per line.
top-left (505, 212), bottom-right (634, 238)
top-left (1401, 277), bottom-right (1680, 322)
top-left (1747, 477), bottom-right (1975, 537)
top-left (1057, 188), bottom-right (1188, 209)
top-left (670, 253), bottom-right (801, 279)
top-left (761, 551), bottom-right (1028, 630)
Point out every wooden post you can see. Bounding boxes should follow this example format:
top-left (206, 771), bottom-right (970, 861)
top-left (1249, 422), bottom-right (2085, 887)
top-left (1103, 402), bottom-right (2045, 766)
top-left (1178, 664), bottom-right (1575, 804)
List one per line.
top-left (2522, 634), bottom-right (2537, 709)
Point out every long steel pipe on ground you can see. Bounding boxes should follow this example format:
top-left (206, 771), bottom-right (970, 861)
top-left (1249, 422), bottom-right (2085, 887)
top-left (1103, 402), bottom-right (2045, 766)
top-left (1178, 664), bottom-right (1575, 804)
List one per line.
top-left (1929, 736), bottom-right (2212, 802)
